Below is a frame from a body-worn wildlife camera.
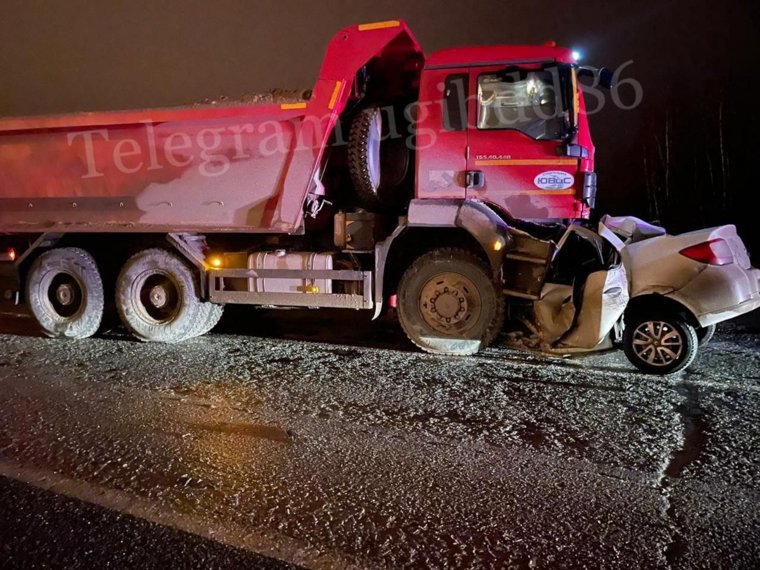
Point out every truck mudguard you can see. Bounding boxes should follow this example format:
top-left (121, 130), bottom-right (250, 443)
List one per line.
top-left (407, 199), bottom-right (511, 274)
top-left (371, 199), bottom-right (510, 318)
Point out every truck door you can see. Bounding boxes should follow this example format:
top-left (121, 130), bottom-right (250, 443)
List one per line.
top-left (465, 64), bottom-right (582, 220)
top-left (415, 69), bottom-right (469, 199)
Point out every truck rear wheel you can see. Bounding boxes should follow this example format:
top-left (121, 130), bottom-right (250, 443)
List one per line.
top-left (116, 249), bottom-right (203, 343)
top-left (397, 248), bottom-right (504, 355)
top-left (203, 304), bottom-right (225, 335)
top-left (348, 106), bottom-right (410, 209)
top-left (26, 247), bottom-right (104, 339)
top-left (188, 303), bottom-right (225, 338)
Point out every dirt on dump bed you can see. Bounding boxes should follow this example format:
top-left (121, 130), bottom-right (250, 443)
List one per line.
top-left (195, 88), bottom-right (312, 107)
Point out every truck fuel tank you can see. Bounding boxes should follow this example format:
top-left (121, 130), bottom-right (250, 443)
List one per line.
top-left (247, 251), bottom-right (334, 295)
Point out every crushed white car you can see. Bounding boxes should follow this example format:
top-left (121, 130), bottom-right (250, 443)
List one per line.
top-left (526, 216), bottom-right (760, 374)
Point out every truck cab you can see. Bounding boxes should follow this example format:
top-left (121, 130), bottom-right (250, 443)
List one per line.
top-left (416, 45), bottom-right (596, 221)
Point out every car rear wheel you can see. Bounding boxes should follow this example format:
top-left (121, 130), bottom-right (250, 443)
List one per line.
top-left (26, 247), bottom-right (104, 339)
top-left (116, 249), bottom-right (203, 343)
top-left (397, 248), bottom-right (504, 355)
top-left (623, 311), bottom-right (698, 374)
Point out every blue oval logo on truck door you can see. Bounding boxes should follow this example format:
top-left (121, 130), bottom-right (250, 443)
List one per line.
top-left (534, 170), bottom-right (574, 190)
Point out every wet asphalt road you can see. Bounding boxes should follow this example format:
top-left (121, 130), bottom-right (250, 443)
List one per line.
top-left (0, 307), bottom-right (759, 569)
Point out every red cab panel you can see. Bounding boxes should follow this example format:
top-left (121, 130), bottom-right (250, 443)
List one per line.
top-left (417, 45), bottom-right (595, 221)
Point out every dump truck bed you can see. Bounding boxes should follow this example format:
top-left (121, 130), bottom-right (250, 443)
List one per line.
top-left (0, 100), bottom-right (320, 234)
top-left (0, 21), bottom-right (424, 235)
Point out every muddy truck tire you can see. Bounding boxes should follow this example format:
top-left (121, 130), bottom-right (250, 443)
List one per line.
top-left (348, 106), bottom-right (411, 210)
top-left (26, 247), bottom-right (105, 339)
top-left (187, 303), bottom-right (225, 339)
top-left (115, 249), bottom-right (204, 343)
top-left (397, 248), bottom-right (505, 355)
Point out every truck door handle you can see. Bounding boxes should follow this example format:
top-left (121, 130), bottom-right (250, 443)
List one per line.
top-left (466, 170), bottom-right (485, 189)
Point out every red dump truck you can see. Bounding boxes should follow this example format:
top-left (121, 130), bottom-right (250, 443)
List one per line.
top-left (0, 20), bottom-right (609, 355)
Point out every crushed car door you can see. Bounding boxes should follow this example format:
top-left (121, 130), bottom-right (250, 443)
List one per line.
top-left (534, 225), bottom-right (628, 349)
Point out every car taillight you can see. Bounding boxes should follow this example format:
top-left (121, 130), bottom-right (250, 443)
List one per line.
top-left (1, 248), bottom-right (15, 262)
top-left (679, 239), bottom-right (734, 266)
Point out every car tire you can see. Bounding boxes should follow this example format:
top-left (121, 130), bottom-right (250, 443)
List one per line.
top-left (116, 249), bottom-right (203, 343)
top-left (26, 247), bottom-right (104, 339)
top-left (623, 311), bottom-right (699, 374)
top-left (348, 106), bottom-right (410, 210)
top-left (397, 248), bottom-right (504, 355)
top-left (696, 324), bottom-right (716, 346)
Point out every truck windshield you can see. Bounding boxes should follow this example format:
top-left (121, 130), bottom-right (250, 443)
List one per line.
top-left (476, 65), bottom-right (573, 140)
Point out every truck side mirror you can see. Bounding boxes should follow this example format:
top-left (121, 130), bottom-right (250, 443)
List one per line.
top-left (598, 68), bottom-right (615, 89)
top-left (578, 66), bottom-right (615, 89)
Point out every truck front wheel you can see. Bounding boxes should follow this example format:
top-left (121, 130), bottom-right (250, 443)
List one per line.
top-left (116, 249), bottom-right (203, 343)
top-left (26, 247), bottom-right (104, 339)
top-left (397, 248), bottom-right (505, 355)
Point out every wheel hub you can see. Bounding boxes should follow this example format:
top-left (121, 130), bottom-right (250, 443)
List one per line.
top-left (55, 283), bottom-right (75, 306)
top-left (420, 273), bottom-right (481, 335)
top-left (43, 272), bottom-right (84, 319)
top-left (135, 272), bottom-right (181, 324)
top-left (632, 321), bottom-right (684, 367)
top-left (149, 285), bottom-right (169, 309)
top-left (430, 289), bottom-right (466, 322)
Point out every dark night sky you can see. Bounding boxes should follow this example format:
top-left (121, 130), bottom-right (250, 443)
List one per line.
top-left (1, 0), bottom-right (759, 250)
